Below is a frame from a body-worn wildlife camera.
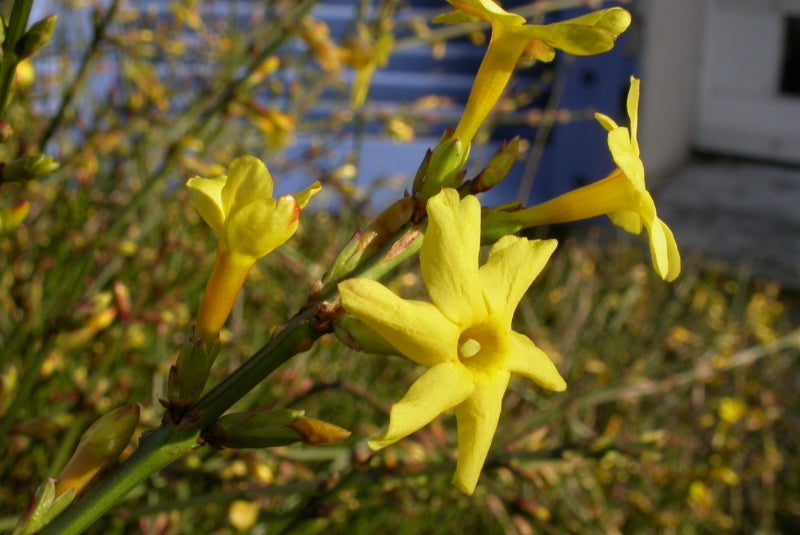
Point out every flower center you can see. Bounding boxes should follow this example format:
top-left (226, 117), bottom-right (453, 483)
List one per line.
top-left (458, 338), bottom-right (482, 359)
top-left (457, 322), bottom-right (505, 371)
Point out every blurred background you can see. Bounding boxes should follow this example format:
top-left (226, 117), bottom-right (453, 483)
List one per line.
top-left (2, 0), bottom-right (799, 533)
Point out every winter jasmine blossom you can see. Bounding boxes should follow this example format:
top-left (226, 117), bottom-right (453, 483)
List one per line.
top-left (513, 77), bottom-right (681, 281)
top-left (339, 189), bottom-right (565, 494)
top-left (188, 156), bottom-right (321, 341)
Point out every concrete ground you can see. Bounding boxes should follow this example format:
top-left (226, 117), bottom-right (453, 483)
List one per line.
top-left (653, 159), bottom-right (800, 288)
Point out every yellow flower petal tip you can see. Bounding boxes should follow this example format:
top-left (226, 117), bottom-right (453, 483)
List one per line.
top-left (340, 188), bottom-right (564, 494)
top-left (187, 155), bottom-right (320, 263)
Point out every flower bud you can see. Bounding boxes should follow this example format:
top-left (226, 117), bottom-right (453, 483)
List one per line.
top-left (415, 129), bottom-right (470, 198)
top-left (168, 335), bottom-right (221, 408)
top-left (54, 404), bottom-right (140, 497)
top-left (204, 409), bottom-right (305, 449)
top-left (464, 137), bottom-right (520, 194)
top-left (1, 154), bottom-right (60, 183)
top-left (205, 410), bottom-right (350, 449)
top-left (16, 15), bottom-right (58, 59)
top-left (411, 148), bottom-right (432, 194)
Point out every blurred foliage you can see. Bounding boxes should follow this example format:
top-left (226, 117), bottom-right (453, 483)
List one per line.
top-left (1, 0), bottom-right (800, 533)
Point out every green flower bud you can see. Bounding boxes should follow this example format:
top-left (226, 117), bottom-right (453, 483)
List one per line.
top-left (54, 405), bottom-right (140, 498)
top-left (463, 137), bottom-right (520, 194)
top-left (416, 128), bottom-right (470, 198)
top-left (0, 154), bottom-right (59, 183)
top-left (16, 15), bottom-right (58, 59)
top-left (205, 410), bottom-right (351, 449)
top-left (204, 409), bottom-right (305, 449)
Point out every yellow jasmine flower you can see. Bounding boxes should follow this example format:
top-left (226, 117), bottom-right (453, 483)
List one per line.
top-left (512, 77), bottom-right (681, 281)
top-left (188, 156), bottom-right (320, 341)
top-left (339, 189), bottom-right (565, 494)
top-left (435, 1), bottom-right (631, 146)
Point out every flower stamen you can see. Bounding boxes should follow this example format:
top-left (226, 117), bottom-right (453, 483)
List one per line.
top-left (459, 338), bottom-right (482, 359)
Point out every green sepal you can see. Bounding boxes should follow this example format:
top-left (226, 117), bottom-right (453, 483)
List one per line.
top-left (334, 313), bottom-right (398, 356)
top-left (13, 479), bottom-right (75, 535)
top-left (480, 205), bottom-right (524, 245)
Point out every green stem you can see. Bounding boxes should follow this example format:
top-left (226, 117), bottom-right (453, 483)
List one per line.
top-left (0, 0), bottom-right (34, 119)
top-left (193, 308), bottom-right (320, 427)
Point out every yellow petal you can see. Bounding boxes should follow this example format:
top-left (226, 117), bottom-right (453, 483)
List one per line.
top-left (564, 7), bottom-right (632, 36)
top-left (452, 369), bottom-right (510, 494)
top-left (519, 23), bottom-right (614, 57)
top-left (295, 181), bottom-right (322, 209)
top-left (607, 127), bottom-right (645, 191)
top-left (421, 189), bottom-right (485, 326)
top-left (222, 156), bottom-right (274, 217)
top-left (368, 361), bottom-right (474, 450)
top-left (478, 237), bottom-right (557, 325)
top-left (640, 198), bottom-right (681, 281)
top-left (338, 278), bottom-right (460, 367)
top-left (224, 195), bottom-right (298, 260)
top-left (659, 220), bottom-right (681, 282)
top-left (594, 112), bottom-right (618, 133)
top-left (627, 76), bottom-right (640, 156)
top-left (505, 331), bottom-right (566, 392)
top-left (187, 175), bottom-right (226, 234)
top-left (608, 209), bottom-right (643, 235)
top-left (0, 201), bottom-right (31, 232)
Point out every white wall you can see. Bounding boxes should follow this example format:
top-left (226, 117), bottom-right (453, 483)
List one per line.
top-left (637, 0), bottom-right (705, 180)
